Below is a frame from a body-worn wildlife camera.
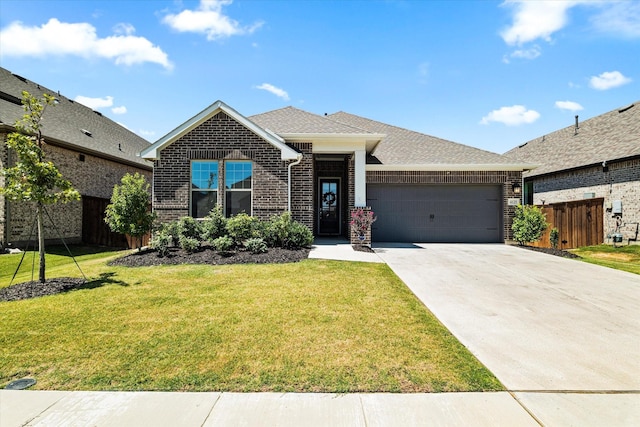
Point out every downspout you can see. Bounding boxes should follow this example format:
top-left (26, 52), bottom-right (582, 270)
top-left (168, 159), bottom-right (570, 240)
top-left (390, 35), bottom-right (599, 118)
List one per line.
top-left (288, 153), bottom-right (304, 213)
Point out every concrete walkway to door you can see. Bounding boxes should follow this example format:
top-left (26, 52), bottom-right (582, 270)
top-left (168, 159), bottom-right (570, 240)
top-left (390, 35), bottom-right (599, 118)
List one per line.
top-left (375, 243), bottom-right (640, 425)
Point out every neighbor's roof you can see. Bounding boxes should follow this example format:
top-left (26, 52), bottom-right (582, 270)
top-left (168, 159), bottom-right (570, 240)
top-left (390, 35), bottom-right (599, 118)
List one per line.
top-left (504, 101), bottom-right (640, 178)
top-left (328, 111), bottom-right (530, 170)
top-left (0, 67), bottom-right (152, 170)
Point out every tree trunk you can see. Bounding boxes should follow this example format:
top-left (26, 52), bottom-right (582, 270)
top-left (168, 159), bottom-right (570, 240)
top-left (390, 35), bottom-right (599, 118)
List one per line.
top-left (37, 203), bottom-right (46, 283)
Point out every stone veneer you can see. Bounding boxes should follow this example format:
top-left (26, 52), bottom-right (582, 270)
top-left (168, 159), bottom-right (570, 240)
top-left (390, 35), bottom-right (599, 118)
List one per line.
top-left (530, 157), bottom-right (640, 241)
top-left (366, 170), bottom-right (523, 242)
top-left (1, 133), bottom-right (152, 247)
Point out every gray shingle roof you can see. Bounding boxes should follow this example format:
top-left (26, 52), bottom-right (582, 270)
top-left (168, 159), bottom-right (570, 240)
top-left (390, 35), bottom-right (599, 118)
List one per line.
top-left (250, 106), bottom-right (372, 135)
top-left (328, 111), bottom-right (517, 166)
top-left (0, 67), bottom-right (152, 170)
top-left (504, 101), bottom-right (640, 178)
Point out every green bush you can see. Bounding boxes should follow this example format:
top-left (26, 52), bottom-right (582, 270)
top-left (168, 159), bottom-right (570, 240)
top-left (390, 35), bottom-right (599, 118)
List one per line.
top-left (285, 221), bottom-right (314, 249)
top-left (202, 206), bottom-right (227, 243)
top-left (179, 236), bottom-right (200, 253)
top-left (245, 237), bottom-right (268, 254)
top-left (177, 216), bottom-right (202, 241)
top-left (150, 230), bottom-right (172, 257)
top-left (550, 228), bottom-right (559, 249)
top-left (512, 205), bottom-right (549, 246)
top-left (261, 212), bottom-right (313, 249)
top-left (226, 213), bottom-right (259, 245)
top-left (212, 235), bottom-right (234, 255)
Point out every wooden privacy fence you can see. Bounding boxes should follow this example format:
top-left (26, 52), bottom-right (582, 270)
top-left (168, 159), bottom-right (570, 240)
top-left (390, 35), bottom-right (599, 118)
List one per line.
top-left (531, 198), bottom-right (604, 250)
top-left (82, 196), bottom-right (150, 249)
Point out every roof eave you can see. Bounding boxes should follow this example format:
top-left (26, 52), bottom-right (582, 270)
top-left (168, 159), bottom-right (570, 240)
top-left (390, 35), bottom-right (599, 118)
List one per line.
top-left (366, 163), bottom-right (539, 172)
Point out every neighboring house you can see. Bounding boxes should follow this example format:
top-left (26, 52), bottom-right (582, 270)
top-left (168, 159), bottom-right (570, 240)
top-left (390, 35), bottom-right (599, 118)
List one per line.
top-left (142, 100), bottom-right (533, 243)
top-left (0, 67), bottom-right (153, 248)
top-left (505, 101), bottom-right (640, 245)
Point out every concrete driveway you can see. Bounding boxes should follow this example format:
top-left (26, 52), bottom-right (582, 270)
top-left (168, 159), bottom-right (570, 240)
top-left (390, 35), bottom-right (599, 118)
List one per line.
top-left (374, 243), bottom-right (640, 392)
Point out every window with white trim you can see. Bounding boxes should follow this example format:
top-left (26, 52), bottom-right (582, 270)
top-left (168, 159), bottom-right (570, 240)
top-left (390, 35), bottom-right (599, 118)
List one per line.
top-left (225, 161), bottom-right (252, 217)
top-left (191, 161), bottom-right (218, 218)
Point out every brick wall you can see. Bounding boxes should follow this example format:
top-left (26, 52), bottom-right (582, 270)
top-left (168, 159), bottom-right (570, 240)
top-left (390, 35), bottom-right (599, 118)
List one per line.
top-left (2, 136), bottom-right (152, 246)
top-left (530, 157), bottom-right (640, 240)
top-left (366, 170), bottom-right (523, 241)
top-left (153, 111), bottom-right (310, 227)
top-left (0, 132), bottom-right (7, 247)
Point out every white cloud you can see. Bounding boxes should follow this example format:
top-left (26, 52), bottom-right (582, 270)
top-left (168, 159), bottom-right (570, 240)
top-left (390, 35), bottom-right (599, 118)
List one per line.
top-left (163, 0), bottom-right (263, 41)
top-left (255, 83), bottom-right (289, 101)
top-left (138, 129), bottom-right (156, 139)
top-left (480, 105), bottom-right (540, 126)
top-left (111, 106), bottom-right (127, 114)
top-left (74, 95), bottom-right (114, 109)
top-left (500, 0), bottom-right (577, 46)
top-left (589, 71), bottom-right (632, 90)
top-left (591, 1), bottom-right (640, 38)
top-left (418, 62), bottom-right (429, 84)
top-left (555, 100), bottom-right (583, 112)
top-left (0, 18), bottom-right (172, 69)
top-left (502, 45), bottom-right (541, 63)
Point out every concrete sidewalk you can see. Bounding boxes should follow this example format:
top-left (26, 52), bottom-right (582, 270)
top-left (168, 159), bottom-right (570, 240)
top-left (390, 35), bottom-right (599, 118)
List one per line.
top-left (0, 390), bottom-right (537, 427)
top-left (309, 238), bottom-right (383, 263)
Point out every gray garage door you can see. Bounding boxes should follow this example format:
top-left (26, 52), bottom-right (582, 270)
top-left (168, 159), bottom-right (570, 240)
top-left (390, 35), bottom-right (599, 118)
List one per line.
top-left (367, 184), bottom-right (502, 243)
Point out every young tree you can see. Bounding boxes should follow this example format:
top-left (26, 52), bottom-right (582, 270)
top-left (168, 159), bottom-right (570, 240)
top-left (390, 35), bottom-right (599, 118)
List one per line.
top-left (512, 204), bottom-right (549, 246)
top-left (105, 172), bottom-right (155, 251)
top-left (1, 91), bottom-right (80, 283)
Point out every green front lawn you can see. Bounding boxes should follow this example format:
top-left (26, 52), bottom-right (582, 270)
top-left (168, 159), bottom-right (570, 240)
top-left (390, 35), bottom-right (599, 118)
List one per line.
top-left (571, 244), bottom-right (640, 275)
top-left (0, 249), bottom-right (502, 393)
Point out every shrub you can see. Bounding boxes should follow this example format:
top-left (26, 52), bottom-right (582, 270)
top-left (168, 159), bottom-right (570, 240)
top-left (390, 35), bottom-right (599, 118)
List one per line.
top-left (226, 213), bottom-right (259, 245)
top-left (285, 221), bottom-right (314, 249)
top-left (177, 216), bottom-right (202, 241)
top-left (179, 236), bottom-right (200, 253)
top-left (350, 208), bottom-right (376, 238)
top-left (150, 230), bottom-right (172, 257)
top-left (212, 235), bottom-right (234, 255)
top-left (202, 206), bottom-right (227, 243)
top-left (245, 237), bottom-right (268, 254)
top-left (261, 212), bottom-right (313, 249)
top-left (512, 205), bottom-right (549, 246)
top-left (550, 228), bottom-right (559, 249)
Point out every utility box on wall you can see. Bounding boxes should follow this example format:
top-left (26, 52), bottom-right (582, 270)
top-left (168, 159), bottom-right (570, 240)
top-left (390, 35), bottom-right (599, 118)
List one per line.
top-left (612, 200), bottom-right (623, 215)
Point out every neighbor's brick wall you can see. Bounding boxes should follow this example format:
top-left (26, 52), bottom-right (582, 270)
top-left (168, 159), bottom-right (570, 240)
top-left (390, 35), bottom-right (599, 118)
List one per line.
top-left (366, 170), bottom-right (523, 241)
top-left (530, 158), bottom-right (640, 240)
top-left (153, 111), bottom-right (310, 226)
top-left (3, 137), bottom-right (152, 246)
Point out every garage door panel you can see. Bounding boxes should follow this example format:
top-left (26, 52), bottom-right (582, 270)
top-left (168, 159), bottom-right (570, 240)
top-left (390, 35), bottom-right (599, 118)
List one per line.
top-left (367, 184), bottom-right (502, 243)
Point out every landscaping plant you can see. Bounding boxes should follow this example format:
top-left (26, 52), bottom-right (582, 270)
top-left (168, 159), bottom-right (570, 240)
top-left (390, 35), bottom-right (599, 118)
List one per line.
top-left (350, 208), bottom-right (376, 238)
top-left (1, 91), bottom-right (80, 282)
top-left (512, 204), bottom-right (549, 246)
top-left (105, 173), bottom-right (155, 251)
top-left (550, 227), bottom-right (559, 249)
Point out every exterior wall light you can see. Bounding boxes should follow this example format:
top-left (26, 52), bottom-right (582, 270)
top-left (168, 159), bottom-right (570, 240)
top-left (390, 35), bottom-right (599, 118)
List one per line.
top-left (512, 182), bottom-right (522, 194)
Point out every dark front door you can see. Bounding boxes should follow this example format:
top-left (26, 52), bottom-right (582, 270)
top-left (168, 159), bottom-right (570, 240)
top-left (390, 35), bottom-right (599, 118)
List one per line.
top-left (319, 178), bottom-right (340, 235)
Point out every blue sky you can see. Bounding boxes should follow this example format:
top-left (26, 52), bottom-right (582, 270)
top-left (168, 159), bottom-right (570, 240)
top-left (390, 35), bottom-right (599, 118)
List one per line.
top-left (1, 0), bottom-right (638, 154)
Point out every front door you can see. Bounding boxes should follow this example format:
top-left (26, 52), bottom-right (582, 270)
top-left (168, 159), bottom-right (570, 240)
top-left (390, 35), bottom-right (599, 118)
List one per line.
top-left (319, 178), bottom-right (340, 235)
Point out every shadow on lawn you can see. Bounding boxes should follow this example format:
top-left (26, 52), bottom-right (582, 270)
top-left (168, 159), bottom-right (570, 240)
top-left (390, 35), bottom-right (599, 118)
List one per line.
top-left (82, 272), bottom-right (129, 289)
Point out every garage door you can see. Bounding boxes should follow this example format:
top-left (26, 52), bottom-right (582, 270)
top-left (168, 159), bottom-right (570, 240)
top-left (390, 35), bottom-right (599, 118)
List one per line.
top-left (367, 184), bottom-right (502, 243)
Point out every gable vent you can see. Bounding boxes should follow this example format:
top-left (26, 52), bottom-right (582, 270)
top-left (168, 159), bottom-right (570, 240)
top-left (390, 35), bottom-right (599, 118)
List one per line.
top-left (80, 129), bottom-right (92, 137)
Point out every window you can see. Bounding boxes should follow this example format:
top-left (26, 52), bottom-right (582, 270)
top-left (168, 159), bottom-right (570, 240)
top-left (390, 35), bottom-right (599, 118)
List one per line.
top-left (225, 161), bottom-right (252, 217)
top-left (191, 161), bottom-right (218, 218)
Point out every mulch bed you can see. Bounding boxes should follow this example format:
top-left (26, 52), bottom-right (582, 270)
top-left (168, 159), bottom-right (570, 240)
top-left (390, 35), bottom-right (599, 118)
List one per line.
top-left (0, 277), bottom-right (88, 302)
top-left (108, 246), bottom-right (310, 267)
top-left (515, 245), bottom-right (581, 259)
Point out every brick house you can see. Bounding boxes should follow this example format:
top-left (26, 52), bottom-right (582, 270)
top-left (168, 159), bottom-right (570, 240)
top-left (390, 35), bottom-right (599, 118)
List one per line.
top-left (0, 67), bottom-right (153, 248)
top-left (142, 100), bottom-right (533, 244)
top-left (505, 101), bottom-right (640, 245)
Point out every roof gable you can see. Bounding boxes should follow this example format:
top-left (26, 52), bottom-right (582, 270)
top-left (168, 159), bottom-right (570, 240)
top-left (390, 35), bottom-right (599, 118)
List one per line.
top-left (250, 106), bottom-right (374, 135)
top-left (0, 67), bottom-right (152, 170)
top-left (505, 101), bottom-right (640, 177)
top-left (141, 101), bottom-right (300, 160)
